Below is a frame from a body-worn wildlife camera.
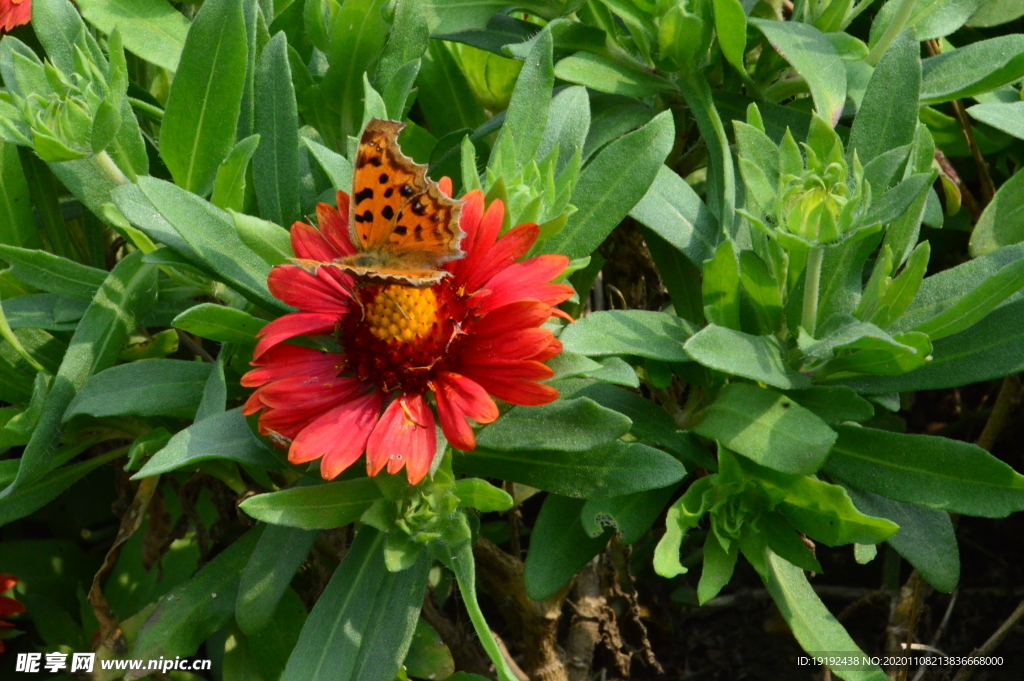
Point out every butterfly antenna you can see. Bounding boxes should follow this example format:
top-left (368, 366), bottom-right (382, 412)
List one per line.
top-left (382, 289), bottom-right (411, 320)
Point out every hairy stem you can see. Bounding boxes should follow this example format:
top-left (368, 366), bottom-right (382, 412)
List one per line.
top-left (92, 150), bottom-right (131, 186)
top-left (802, 247), bottom-right (824, 335)
top-left (865, 0), bottom-right (918, 66)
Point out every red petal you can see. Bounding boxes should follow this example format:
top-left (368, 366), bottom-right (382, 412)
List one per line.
top-left (462, 327), bottom-right (554, 360)
top-left (448, 190), bottom-right (484, 272)
top-left (254, 313), bottom-right (337, 358)
top-left (242, 388), bottom-right (265, 415)
top-left (470, 301), bottom-right (556, 338)
top-left (438, 177), bottom-right (453, 197)
top-left (242, 346), bottom-right (343, 387)
top-left (531, 337), bottom-right (563, 362)
top-left (288, 391), bottom-right (383, 479)
top-left (453, 198), bottom-right (504, 285)
top-left (321, 195), bottom-right (357, 256)
top-left (0, 596), bottom-right (24, 618)
top-left (471, 374), bottom-right (559, 406)
top-left (257, 376), bottom-right (361, 411)
top-left (463, 222), bottom-right (539, 292)
top-left (268, 265), bottom-right (352, 314)
top-left (365, 394), bottom-right (437, 484)
top-left (433, 372), bottom-right (498, 451)
top-left (291, 221), bottom-right (338, 261)
top-left (0, 575), bottom-right (17, 594)
top-left (458, 357), bottom-right (554, 382)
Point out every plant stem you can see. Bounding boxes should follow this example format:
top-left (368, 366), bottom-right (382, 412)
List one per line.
top-left (92, 150), bottom-right (131, 186)
top-left (802, 247), bottom-right (824, 335)
top-left (678, 68), bottom-right (736, 238)
top-left (0, 300), bottom-right (44, 371)
top-left (865, 0), bottom-right (918, 66)
top-left (950, 597), bottom-right (1024, 681)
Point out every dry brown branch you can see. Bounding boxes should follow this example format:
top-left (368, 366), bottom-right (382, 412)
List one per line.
top-left (950, 597), bottom-right (1024, 681)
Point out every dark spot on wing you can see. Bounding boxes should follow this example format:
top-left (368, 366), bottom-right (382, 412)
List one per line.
top-left (354, 210), bottom-right (373, 223)
top-left (410, 198), bottom-right (426, 216)
top-left (379, 173), bottom-right (389, 184)
top-left (384, 188), bottom-right (394, 198)
top-left (414, 224), bottom-right (423, 241)
top-left (400, 184), bottom-right (414, 198)
top-left (393, 225), bottom-right (407, 236)
top-left (354, 188), bottom-right (374, 204)
top-left (431, 213), bottom-right (441, 222)
top-left (381, 205), bottom-right (394, 220)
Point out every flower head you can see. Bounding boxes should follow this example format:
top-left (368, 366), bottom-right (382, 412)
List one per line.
top-left (0, 573), bottom-right (25, 654)
top-left (0, 0), bottom-right (30, 34)
top-left (243, 183), bottom-right (573, 484)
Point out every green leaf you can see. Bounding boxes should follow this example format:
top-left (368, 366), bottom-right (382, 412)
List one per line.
top-left (453, 478), bottom-right (513, 512)
top-left (77, 0), bottom-right (191, 72)
top-left (232, 210), bottom-right (294, 266)
top-left (912, 257), bottom-right (1024, 339)
top-left (629, 165), bottom-right (720, 268)
top-left (967, 101), bottom-right (1024, 141)
top-left (781, 386), bottom-right (874, 424)
top-left (920, 35), bottom-right (1024, 104)
top-left (824, 425), bottom-right (1024, 517)
top-left (494, 27), bottom-right (553, 169)
top-left (898, 242), bottom-right (1024, 330)
top-left (303, 137), bottom-right (353, 191)
top-left (580, 483), bottom-right (677, 544)
top-left (694, 383), bottom-right (837, 475)
top-left (454, 441), bottom-right (686, 499)
top-left (543, 111), bottom-right (674, 259)
top-left (713, 0), bottom-right (747, 73)
top-left (553, 51), bottom-right (675, 97)
top-left (404, 618), bottom-right (455, 681)
top-left (240, 477), bottom-right (384, 529)
top-left (0, 251), bottom-right (156, 497)
top-left (160, 0), bottom-right (247, 196)
top-left (172, 303), bottom-right (265, 344)
top-left (559, 309), bottom-right (696, 362)
top-left (280, 526), bottom-right (429, 681)
top-left (848, 30), bottom-right (920, 166)
top-left (477, 397), bottom-right (630, 452)
top-left (0, 141), bottom-right (41, 250)
top-left (704, 240), bottom-right (742, 331)
top-left (417, 40), bottom-right (486, 141)
top-left (750, 19), bottom-right (847, 127)
top-left (133, 408), bottom-right (284, 478)
top-left (321, 0), bottom-right (391, 141)
top-left (970, 167), bottom-right (1024, 257)
top-left (678, 69), bottom-right (736, 235)
top-left (237, 524), bottom-right (319, 635)
top-left (698, 531), bottom-right (739, 604)
top-left (762, 550), bottom-right (890, 681)
top-left (968, 0), bottom-right (1024, 26)
top-left (65, 359), bottom-right (211, 421)
top-left (129, 177), bottom-right (286, 314)
top-left (524, 494), bottom-right (610, 600)
top-left (872, 0), bottom-right (986, 43)
top-left (739, 250), bottom-right (783, 335)
top-left (684, 325), bottom-right (811, 389)
top-left (0, 245), bottom-right (106, 302)
top-left (846, 297), bottom-right (1024, 392)
top-left (254, 32), bottom-right (302, 227)
top-left (128, 527), bottom-right (263, 678)
top-left (212, 134), bottom-right (261, 212)
top-left (842, 484), bottom-right (959, 593)
top-left (537, 85), bottom-right (590, 175)
top-left (564, 380), bottom-right (706, 463)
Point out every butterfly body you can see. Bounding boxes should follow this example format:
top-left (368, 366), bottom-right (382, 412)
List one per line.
top-left (299, 119), bottom-right (466, 288)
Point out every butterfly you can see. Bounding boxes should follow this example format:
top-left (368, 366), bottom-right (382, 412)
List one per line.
top-left (296, 119), bottom-right (466, 288)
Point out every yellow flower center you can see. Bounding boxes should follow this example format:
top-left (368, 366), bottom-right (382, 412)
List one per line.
top-left (365, 285), bottom-right (439, 343)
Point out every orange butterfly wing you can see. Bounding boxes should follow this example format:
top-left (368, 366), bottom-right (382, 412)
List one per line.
top-left (349, 119), bottom-right (465, 270)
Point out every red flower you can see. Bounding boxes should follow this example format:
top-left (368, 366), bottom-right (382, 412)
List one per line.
top-left (0, 574), bottom-right (25, 654)
top-left (243, 183), bottom-right (573, 484)
top-left (0, 0), bottom-right (30, 34)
